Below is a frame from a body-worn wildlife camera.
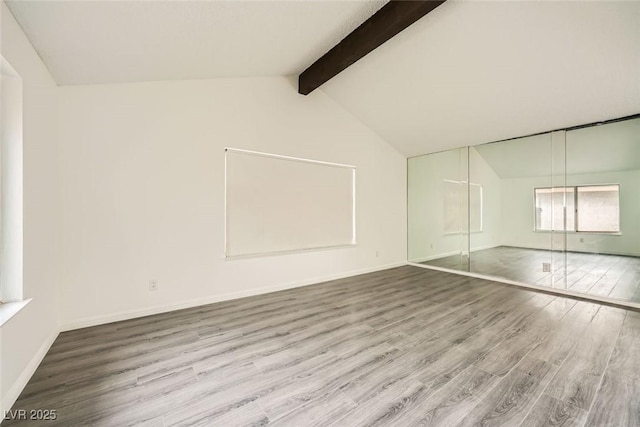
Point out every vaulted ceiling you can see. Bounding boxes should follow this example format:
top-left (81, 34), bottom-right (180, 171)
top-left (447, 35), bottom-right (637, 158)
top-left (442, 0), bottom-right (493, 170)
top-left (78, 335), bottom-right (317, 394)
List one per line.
top-left (4, 0), bottom-right (385, 85)
top-left (5, 0), bottom-right (640, 158)
top-left (474, 118), bottom-right (640, 179)
top-left (321, 0), bottom-right (640, 156)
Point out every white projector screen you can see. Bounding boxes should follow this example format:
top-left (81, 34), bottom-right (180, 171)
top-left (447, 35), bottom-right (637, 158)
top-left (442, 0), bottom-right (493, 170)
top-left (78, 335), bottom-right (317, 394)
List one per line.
top-left (225, 148), bottom-right (356, 258)
top-left (443, 180), bottom-right (483, 234)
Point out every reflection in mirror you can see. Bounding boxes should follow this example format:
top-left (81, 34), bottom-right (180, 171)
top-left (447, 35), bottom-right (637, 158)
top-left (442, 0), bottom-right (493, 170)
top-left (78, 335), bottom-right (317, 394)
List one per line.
top-left (408, 147), bottom-right (469, 271)
top-left (564, 117), bottom-right (640, 303)
top-left (408, 115), bottom-right (640, 306)
top-left (468, 132), bottom-right (559, 287)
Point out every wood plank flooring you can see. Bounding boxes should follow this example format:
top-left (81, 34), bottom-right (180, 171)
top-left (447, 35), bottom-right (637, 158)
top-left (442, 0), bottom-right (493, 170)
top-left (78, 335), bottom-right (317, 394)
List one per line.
top-left (5, 266), bottom-right (640, 426)
top-left (423, 246), bottom-right (640, 304)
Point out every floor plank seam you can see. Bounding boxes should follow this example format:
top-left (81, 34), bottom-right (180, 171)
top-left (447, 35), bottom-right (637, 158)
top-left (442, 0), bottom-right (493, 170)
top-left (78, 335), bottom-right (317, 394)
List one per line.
top-left (517, 383), bottom-right (551, 427)
top-left (580, 311), bottom-right (626, 427)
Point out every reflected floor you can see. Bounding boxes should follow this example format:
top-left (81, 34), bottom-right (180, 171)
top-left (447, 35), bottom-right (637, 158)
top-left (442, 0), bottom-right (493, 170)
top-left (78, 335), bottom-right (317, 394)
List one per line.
top-left (422, 246), bottom-right (640, 304)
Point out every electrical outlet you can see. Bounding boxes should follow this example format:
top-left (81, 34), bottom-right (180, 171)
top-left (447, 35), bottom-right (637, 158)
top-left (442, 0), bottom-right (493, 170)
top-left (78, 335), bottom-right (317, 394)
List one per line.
top-left (149, 280), bottom-right (158, 291)
top-left (580, 237), bottom-right (584, 243)
top-left (375, 250), bottom-right (379, 258)
top-left (542, 263), bottom-right (551, 273)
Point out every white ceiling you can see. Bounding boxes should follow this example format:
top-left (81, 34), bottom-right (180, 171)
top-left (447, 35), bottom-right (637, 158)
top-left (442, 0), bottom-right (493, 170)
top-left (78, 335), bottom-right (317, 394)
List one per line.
top-left (474, 117), bottom-right (640, 179)
top-left (322, 0), bottom-right (640, 157)
top-left (5, 0), bottom-right (386, 85)
top-left (5, 0), bottom-right (640, 159)
top-left (473, 133), bottom-right (555, 179)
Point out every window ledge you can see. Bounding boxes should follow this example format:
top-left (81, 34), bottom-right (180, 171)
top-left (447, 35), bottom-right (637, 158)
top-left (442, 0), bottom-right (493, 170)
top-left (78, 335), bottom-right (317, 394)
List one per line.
top-left (533, 230), bottom-right (622, 236)
top-left (0, 299), bottom-right (32, 327)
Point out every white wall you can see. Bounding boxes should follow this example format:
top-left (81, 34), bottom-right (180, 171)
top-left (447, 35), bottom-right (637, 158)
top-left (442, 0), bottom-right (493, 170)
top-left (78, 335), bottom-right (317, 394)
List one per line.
top-left (0, 0), bottom-right (61, 416)
top-left (56, 77), bottom-right (407, 329)
top-left (408, 147), bottom-right (502, 262)
top-left (408, 149), bottom-right (464, 261)
top-left (469, 147), bottom-right (503, 254)
top-left (501, 170), bottom-right (640, 256)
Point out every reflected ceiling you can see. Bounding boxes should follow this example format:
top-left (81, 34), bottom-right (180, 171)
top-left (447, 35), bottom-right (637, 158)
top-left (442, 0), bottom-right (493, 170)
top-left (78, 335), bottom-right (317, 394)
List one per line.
top-left (474, 118), bottom-right (640, 178)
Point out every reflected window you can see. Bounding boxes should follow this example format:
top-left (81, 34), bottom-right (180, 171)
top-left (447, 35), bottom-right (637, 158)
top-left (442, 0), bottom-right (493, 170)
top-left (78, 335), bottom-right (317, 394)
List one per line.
top-left (577, 185), bottom-right (620, 233)
top-left (535, 187), bottom-right (575, 232)
top-left (534, 185), bottom-right (619, 233)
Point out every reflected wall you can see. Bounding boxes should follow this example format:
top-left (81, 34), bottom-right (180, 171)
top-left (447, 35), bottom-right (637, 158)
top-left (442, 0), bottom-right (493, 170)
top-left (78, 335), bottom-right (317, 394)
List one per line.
top-left (408, 147), bottom-right (469, 271)
top-left (408, 116), bottom-right (640, 305)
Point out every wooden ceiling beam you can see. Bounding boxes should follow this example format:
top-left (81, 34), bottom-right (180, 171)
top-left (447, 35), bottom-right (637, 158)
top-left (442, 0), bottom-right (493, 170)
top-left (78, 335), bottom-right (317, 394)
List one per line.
top-left (298, 0), bottom-right (447, 95)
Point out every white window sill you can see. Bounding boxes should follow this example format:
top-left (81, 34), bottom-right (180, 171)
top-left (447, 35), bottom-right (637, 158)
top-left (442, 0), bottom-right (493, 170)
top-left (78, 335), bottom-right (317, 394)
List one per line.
top-left (0, 299), bottom-right (32, 327)
top-left (533, 230), bottom-right (622, 236)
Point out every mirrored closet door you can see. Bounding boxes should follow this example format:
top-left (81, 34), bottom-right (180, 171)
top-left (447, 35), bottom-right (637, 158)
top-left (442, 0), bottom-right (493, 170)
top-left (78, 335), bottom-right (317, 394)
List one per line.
top-left (408, 115), bottom-right (640, 306)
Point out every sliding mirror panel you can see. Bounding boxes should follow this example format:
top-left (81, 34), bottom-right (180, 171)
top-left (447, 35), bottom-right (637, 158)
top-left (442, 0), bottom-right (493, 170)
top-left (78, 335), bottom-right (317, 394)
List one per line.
top-left (470, 132), bottom-right (566, 287)
top-left (408, 147), bottom-right (470, 272)
top-left (550, 130), bottom-right (569, 289)
top-left (564, 117), bottom-right (640, 303)
top-left (409, 115), bottom-right (639, 306)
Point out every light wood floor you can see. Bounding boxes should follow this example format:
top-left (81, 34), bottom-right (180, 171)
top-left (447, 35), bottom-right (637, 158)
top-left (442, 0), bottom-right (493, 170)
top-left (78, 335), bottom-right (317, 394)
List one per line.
top-left (423, 246), bottom-right (640, 304)
top-left (6, 266), bottom-right (640, 426)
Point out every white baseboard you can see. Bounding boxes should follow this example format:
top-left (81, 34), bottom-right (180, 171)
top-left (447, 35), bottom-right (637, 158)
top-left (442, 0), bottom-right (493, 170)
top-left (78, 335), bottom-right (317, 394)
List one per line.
top-left (471, 244), bottom-right (500, 253)
top-left (409, 251), bottom-right (460, 263)
top-left (1, 328), bottom-right (59, 421)
top-left (409, 245), bottom-right (499, 263)
top-left (60, 261), bottom-right (408, 332)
